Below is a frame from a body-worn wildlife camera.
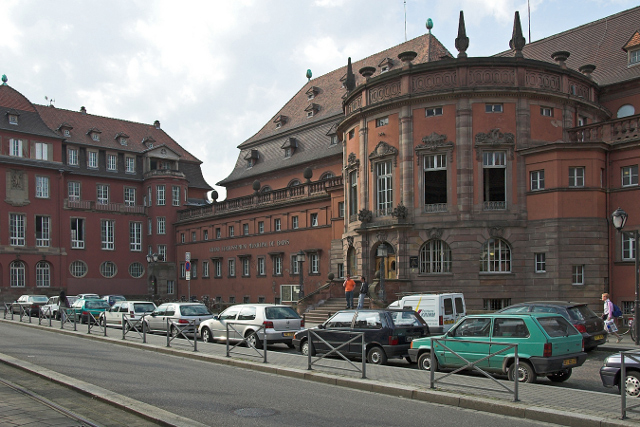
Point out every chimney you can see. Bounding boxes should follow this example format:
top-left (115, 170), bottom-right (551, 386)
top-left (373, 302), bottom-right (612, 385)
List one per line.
top-left (154, 120), bottom-right (161, 129)
top-left (80, 106), bottom-right (86, 114)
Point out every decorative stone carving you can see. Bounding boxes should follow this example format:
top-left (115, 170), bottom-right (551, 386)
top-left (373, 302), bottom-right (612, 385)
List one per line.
top-left (411, 71), bottom-right (457, 93)
top-left (368, 80), bottom-right (402, 104)
top-left (346, 236), bottom-right (354, 247)
top-left (10, 170), bottom-right (24, 189)
top-left (358, 209), bottom-right (373, 223)
top-left (369, 141), bottom-right (398, 171)
top-left (525, 71), bottom-right (560, 91)
top-left (415, 132), bottom-right (455, 164)
top-left (475, 129), bottom-right (515, 161)
top-left (392, 203), bottom-right (408, 220)
top-left (468, 68), bottom-right (515, 86)
top-left (347, 152), bottom-right (360, 170)
top-left (489, 226), bottom-right (504, 238)
top-left (346, 96), bottom-right (362, 115)
top-left (427, 227), bottom-right (443, 239)
top-left (455, 11), bottom-right (469, 58)
top-left (6, 169), bottom-right (30, 207)
top-left (375, 231), bottom-right (388, 242)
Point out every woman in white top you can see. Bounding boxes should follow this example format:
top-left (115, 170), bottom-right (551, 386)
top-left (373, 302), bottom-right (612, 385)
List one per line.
top-left (602, 293), bottom-right (622, 342)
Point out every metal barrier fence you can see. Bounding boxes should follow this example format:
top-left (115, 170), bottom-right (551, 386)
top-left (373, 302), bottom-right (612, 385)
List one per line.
top-left (166, 319), bottom-right (197, 352)
top-left (224, 323), bottom-right (267, 363)
top-left (429, 337), bottom-right (520, 402)
top-left (620, 350), bottom-right (640, 419)
top-left (121, 313), bottom-right (148, 343)
top-left (305, 329), bottom-right (366, 379)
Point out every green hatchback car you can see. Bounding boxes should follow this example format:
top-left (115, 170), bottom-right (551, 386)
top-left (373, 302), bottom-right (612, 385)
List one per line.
top-left (408, 313), bottom-right (587, 383)
top-left (70, 298), bottom-right (110, 324)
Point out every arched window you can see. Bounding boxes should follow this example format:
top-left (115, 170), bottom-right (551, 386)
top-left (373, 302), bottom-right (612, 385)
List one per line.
top-left (260, 186), bottom-right (272, 193)
top-left (419, 239), bottom-right (452, 273)
top-left (288, 179), bottom-right (301, 187)
top-left (480, 238), bottom-right (511, 273)
top-left (617, 104), bottom-right (635, 118)
top-left (319, 172), bottom-right (334, 180)
top-left (10, 261), bottom-right (25, 287)
top-left (35, 261), bottom-right (51, 287)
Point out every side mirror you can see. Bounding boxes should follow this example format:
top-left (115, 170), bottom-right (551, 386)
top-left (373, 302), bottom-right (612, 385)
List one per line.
top-left (318, 324), bottom-right (326, 329)
top-left (151, 312), bottom-right (157, 317)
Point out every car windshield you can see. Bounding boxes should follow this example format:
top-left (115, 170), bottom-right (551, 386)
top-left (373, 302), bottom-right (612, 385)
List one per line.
top-left (265, 307), bottom-right (300, 319)
top-left (133, 303), bottom-right (156, 313)
top-left (179, 305), bottom-right (211, 316)
top-left (537, 316), bottom-right (580, 337)
top-left (567, 305), bottom-right (598, 321)
top-left (390, 311), bottom-right (425, 327)
top-left (86, 301), bottom-right (109, 309)
top-left (31, 296), bottom-right (49, 303)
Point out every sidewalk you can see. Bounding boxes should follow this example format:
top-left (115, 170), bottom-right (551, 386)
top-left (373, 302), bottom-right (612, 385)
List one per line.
top-left (1, 316), bottom-right (639, 427)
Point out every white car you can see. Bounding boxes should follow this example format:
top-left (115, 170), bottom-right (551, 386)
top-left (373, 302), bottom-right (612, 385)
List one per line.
top-left (99, 301), bottom-right (157, 327)
top-left (144, 302), bottom-right (213, 334)
top-left (42, 296), bottom-right (77, 320)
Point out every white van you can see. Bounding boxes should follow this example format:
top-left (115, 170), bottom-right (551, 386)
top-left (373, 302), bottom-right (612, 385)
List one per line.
top-left (387, 293), bottom-right (466, 334)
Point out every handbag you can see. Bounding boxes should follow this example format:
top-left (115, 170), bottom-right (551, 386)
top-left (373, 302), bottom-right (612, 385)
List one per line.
top-left (605, 319), bottom-right (618, 333)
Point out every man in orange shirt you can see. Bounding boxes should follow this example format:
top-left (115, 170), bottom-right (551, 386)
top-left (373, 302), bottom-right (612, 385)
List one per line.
top-left (343, 274), bottom-right (356, 309)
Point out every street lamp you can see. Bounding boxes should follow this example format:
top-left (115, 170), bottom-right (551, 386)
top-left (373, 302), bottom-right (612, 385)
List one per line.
top-left (297, 251), bottom-right (305, 299)
top-left (146, 253), bottom-right (160, 300)
top-left (611, 207), bottom-right (639, 345)
top-left (377, 244), bottom-right (388, 302)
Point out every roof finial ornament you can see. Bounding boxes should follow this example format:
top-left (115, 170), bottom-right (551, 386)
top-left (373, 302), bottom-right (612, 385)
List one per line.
top-left (306, 69), bottom-right (312, 82)
top-left (345, 57), bottom-right (356, 92)
top-left (1, 74), bottom-right (7, 85)
top-left (509, 11), bottom-right (526, 58)
top-left (455, 11), bottom-right (469, 58)
top-left (426, 18), bottom-right (433, 34)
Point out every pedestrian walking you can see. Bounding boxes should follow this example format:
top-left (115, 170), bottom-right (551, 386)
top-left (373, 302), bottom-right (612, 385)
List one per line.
top-left (343, 274), bottom-right (356, 309)
top-left (602, 292), bottom-right (622, 343)
top-left (357, 277), bottom-right (368, 309)
top-left (59, 290), bottom-right (69, 322)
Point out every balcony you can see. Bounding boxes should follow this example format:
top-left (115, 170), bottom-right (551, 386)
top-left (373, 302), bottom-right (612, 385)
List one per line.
top-left (483, 201), bottom-right (506, 211)
top-left (65, 199), bottom-right (146, 214)
top-left (178, 176), bottom-right (343, 221)
top-left (425, 203), bottom-right (447, 213)
top-left (143, 169), bottom-right (185, 179)
top-left (567, 114), bottom-right (640, 143)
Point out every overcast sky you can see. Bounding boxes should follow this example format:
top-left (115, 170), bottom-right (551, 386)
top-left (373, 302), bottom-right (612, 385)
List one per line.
top-left (1, 0), bottom-right (637, 200)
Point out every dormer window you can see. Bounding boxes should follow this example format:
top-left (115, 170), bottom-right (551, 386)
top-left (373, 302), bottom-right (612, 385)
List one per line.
top-left (142, 136), bottom-right (155, 149)
top-left (64, 129), bottom-right (70, 137)
top-left (8, 114), bottom-right (18, 125)
top-left (378, 57), bottom-right (393, 73)
top-left (281, 137), bottom-right (297, 158)
top-left (307, 111), bottom-right (314, 118)
top-left (244, 149), bottom-right (259, 168)
top-left (306, 86), bottom-right (319, 101)
top-left (631, 49), bottom-right (640, 66)
top-left (273, 115), bottom-right (287, 130)
top-left (305, 103), bottom-right (319, 119)
top-left (381, 66), bottom-right (389, 73)
top-left (623, 31), bottom-right (640, 66)
top-left (87, 128), bottom-right (102, 142)
top-left (330, 135), bottom-right (338, 145)
top-left (92, 133), bottom-right (100, 141)
top-left (284, 147), bottom-right (292, 158)
top-left (57, 122), bottom-right (73, 138)
top-left (275, 122), bottom-right (282, 129)
top-left (115, 132), bottom-right (129, 146)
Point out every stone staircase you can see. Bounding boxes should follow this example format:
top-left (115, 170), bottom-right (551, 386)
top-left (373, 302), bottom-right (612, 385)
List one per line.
top-left (302, 297), bottom-right (372, 326)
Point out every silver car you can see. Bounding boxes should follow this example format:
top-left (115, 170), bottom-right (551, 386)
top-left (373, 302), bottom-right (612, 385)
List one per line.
top-left (198, 304), bottom-right (303, 348)
top-left (99, 301), bottom-right (157, 327)
top-left (143, 302), bottom-right (213, 334)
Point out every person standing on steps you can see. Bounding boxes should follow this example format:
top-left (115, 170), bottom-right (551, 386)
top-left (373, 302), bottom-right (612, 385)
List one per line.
top-left (357, 277), bottom-right (368, 310)
top-left (343, 274), bottom-right (356, 309)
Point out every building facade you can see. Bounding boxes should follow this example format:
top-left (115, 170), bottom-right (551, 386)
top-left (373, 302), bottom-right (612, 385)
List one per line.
top-left (0, 78), bottom-right (211, 302)
top-left (176, 7), bottom-right (640, 312)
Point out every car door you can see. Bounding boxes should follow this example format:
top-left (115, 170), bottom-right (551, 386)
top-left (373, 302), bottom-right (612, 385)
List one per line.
top-left (104, 302), bottom-right (121, 325)
top-left (489, 317), bottom-right (530, 370)
top-left (440, 317), bottom-right (491, 368)
top-left (349, 311), bottom-right (383, 357)
top-left (148, 305), bottom-right (167, 331)
top-left (210, 306), bottom-right (241, 341)
top-left (313, 311), bottom-right (355, 355)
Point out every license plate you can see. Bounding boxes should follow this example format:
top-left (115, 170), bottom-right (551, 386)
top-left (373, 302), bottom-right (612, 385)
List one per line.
top-left (283, 332), bottom-right (294, 337)
top-left (594, 334), bottom-right (604, 341)
top-left (444, 319), bottom-right (455, 324)
top-left (562, 358), bottom-right (577, 367)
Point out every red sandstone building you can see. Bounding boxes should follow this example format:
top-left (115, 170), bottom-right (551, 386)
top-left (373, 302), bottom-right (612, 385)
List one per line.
top-left (176, 7), bottom-right (640, 313)
top-left (0, 78), bottom-right (210, 302)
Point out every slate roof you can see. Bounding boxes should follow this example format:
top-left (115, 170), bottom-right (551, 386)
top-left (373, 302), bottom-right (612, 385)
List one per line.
top-left (0, 84), bottom-right (62, 139)
top-left (219, 32), bottom-right (451, 186)
top-left (494, 6), bottom-right (640, 87)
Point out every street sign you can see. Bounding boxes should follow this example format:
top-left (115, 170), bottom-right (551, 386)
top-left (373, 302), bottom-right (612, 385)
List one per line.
top-left (185, 261), bottom-right (191, 271)
top-left (185, 252), bottom-right (191, 262)
top-left (186, 271), bottom-right (191, 281)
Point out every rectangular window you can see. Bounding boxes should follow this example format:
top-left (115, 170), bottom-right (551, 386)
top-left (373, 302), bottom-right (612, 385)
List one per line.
top-left (292, 254), bottom-right (300, 275)
top-left (292, 216), bottom-right (299, 229)
top-left (229, 225), bottom-right (235, 237)
top-left (274, 218), bottom-right (281, 231)
top-left (148, 219), bottom-right (152, 235)
top-left (101, 219), bottom-right (115, 250)
top-left (35, 215), bottom-right (50, 247)
top-left (258, 221), bottom-right (264, 234)
top-left (242, 258), bottom-right (250, 277)
top-left (191, 262), bottom-right (197, 279)
top-left (180, 233), bottom-right (185, 243)
top-left (483, 298), bottom-right (512, 311)
top-left (483, 151), bottom-right (506, 208)
top-left (243, 223), bottom-right (249, 235)
top-left (35, 142), bottom-right (49, 160)
top-left (203, 261), bottom-right (210, 278)
top-left (10, 139), bottom-right (23, 157)
top-left (337, 263), bottom-right (344, 278)
top-left (216, 228), bottom-right (221, 239)
top-left (180, 262), bottom-right (186, 279)
top-left (569, 167), bottom-right (585, 188)
top-left (71, 218), bottom-right (85, 249)
top-left (485, 104), bottom-right (503, 113)
top-left (273, 256), bottom-right (282, 275)
top-left (530, 170), bottom-right (545, 191)
top-left (213, 259), bottom-right (222, 278)
top-left (10, 213), bottom-right (26, 246)
top-left (191, 231), bottom-right (196, 242)
top-left (623, 233), bottom-right (636, 261)
top-left (338, 202), bottom-right (344, 218)
top-left (157, 185), bottom-right (165, 206)
top-left (348, 129), bottom-right (355, 139)
top-left (158, 245), bottom-right (167, 261)
top-left (228, 259), bottom-right (236, 277)
top-left (311, 213), bottom-right (318, 227)
top-left (68, 148), bottom-right (79, 166)
top-left (129, 222), bottom-right (142, 251)
top-left (310, 253), bottom-right (319, 274)
top-left (125, 156), bottom-right (135, 173)
top-left (124, 187), bottom-right (136, 206)
top-left (622, 165), bottom-right (638, 187)
top-left (203, 230), bottom-right (209, 241)
top-left (376, 117), bottom-right (389, 127)
top-left (572, 265), bottom-right (584, 285)
top-left (107, 154), bottom-right (117, 171)
top-left (425, 106), bottom-right (443, 117)
top-left (157, 217), bottom-right (166, 234)
top-left (167, 281), bottom-right (175, 294)
top-left (280, 285), bottom-right (300, 303)
top-left (97, 184), bottom-right (109, 205)
top-left (375, 161), bottom-right (393, 216)
top-left (8, 114), bottom-right (18, 125)
top-left (172, 186), bottom-right (180, 206)
top-left (349, 171), bottom-right (358, 216)
top-left (535, 253), bottom-right (546, 273)
top-left (87, 151), bottom-right (98, 169)
top-left (630, 49), bottom-right (640, 65)
top-left (35, 176), bottom-right (50, 198)
top-left (257, 257), bottom-right (266, 276)
top-left (424, 154), bottom-right (447, 210)
top-left (540, 107), bottom-right (554, 117)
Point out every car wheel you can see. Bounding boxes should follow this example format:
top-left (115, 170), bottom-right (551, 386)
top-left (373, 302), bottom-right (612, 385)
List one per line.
top-left (417, 352), bottom-right (439, 371)
top-left (301, 340), bottom-right (316, 356)
top-left (508, 361), bottom-right (536, 383)
top-left (100, 316), bottom-right (106, 327)
top-left (623, 371), bottom-right (640, 397)
top-left (143, 322), bottom-right (152, 334)
top-left (547, 368), bottom-right (572, 383)
top-left (202, 327), bottom-right (213, 343)
top-left (246, 331), bottom-right (263, 349)
top-left (367, 346), bottom-right (388, 365)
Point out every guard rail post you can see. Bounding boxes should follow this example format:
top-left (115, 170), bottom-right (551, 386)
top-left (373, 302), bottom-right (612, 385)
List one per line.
top-left (307, 329), bottom-right (312, 370)
top-left (142, 315), bottom-right (147, 344)
top-left (262, 327), bottom-right (267, 363)
top-left (514, 345), bottom-right (519, 402)
top-left (361, 332), bottom-right (366, 379)
top-left (193, 320), bottom-right (198, 352)
top-left (122, 314), bottom-right (126, 340)
top-left (621, 352), bottom-right (627, 419)
top-left (166, 318), bottom-right (171, 348)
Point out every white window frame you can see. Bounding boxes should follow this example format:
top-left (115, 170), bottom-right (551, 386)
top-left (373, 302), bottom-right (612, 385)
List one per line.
top-left (203, 261), bottom-right (210, 278)
top-left (10, 261), bottom-right (26, 287)
top-left (124, 187), bottom-right (136, 206)
top-left (68, 182), bottom-right (81, 202)
top-left (419, 239), bottom-right (452, 274)
top-left (87, 151), bottom-right (98, 169)
top-left (243, 223), bottom-right (249, 235)
top-left (310, 213), bottom-right (318, 227)
top-left (107, 154), bottom-right (117, 171)
top-left (485, 104), bottom-right (503, 113)
top-left (97, 184), bottom-right (109, 205)
top-left (622, 165), bottom-right (638, 187)
top-left (10, 138), bottom-right (22, 157)
top-left (35, 215), bottom-right (50, 247)
top-left (630, 49), bottom-right (639, 65)
top-left (274, 218), bottom-right (281, 232)
top-left (71, 218), bottom-right (85, 249)
top-left (530, 170), bottom-right (545, 191)
top-left (158, 245), bottom-right (167, 261)
top-left (376, 161), bottom-right (393, 216)
top-left (68, 148), bottom-right (78, 166)
top-left (257, 257), bottom-right (266, 276)
top-left (425, 106), bottom-right (443, 117)
top-left (10, 213), bottom-right (26, 246)
top-left (129, 222), bottom-right (142, 252)
top-left (101, 219), bottom-right (115, 250)
top-left (229, 226), bottom-right (235, 237)
top-left (35, 142), bottom-right (48, 160)
top-left (258, 221), bottom-right (264, 234)
top-left (535, 253), bottom-right (546, 273)
top-left (569, 167), bottom-right (585, 188)
top-left (172, 186), bottom-right (180, 206)
top-left (376, 117), bottom-right (389, 127)
top-left (36, 261), bottom-right (51, 287)
top-left (228, 258), bottom-right (236, 277)
top-left (167, 280), bottom-right (175, 294)
top-left (292, 216), bottom-right (298, 229)
top-left (572, 265), bottom-right (584, 285)
top-left (157, 185), bottom-right (166, 206)
top-left (35, 176), bottom-right (50, 198)
top-left (623, 234), bottom-right (636, 261)
top-left (157, 217), bottom-right (166, 235)
top-left (280, 285), bottom-right (300, 303)
top-left (310, 253), bottom-right (319, 274)
top-left (540, 107), bottom-right (554, 117)
top-left (273, 256), bottom-right (282, 275)
top-left (214, 259), bottom-right (222, 278)
top-left (480, 238), bottom-right (511, 273)
top-left (242, 258), bottom-right (250, 277)
top-left (125, 156), bottom-right (135, 173)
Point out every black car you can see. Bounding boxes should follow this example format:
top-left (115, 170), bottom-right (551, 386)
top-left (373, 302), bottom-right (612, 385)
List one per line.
top-left (293, 309), bottom-right (430, 365)
top-left (497, 301), bottom-right (606, 350)
top-left (600, 351), bottom-right (640, 396)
